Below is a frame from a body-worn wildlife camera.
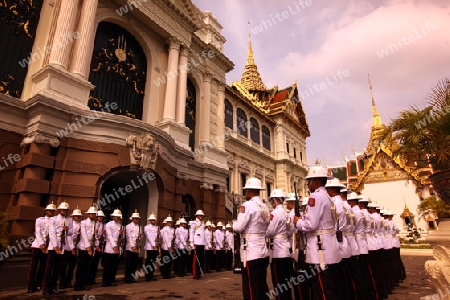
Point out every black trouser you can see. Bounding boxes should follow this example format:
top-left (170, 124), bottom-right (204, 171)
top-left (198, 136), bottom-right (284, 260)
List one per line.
top-left (307, 263), bottom-right (341, 300)
top-left (160, 250), bottom-right (172, 278)
top-left (393, 247), bottom-right (406, 280)
top-left (292, 250), bottom-right (311, 300)
top-left (102, 252), bottom-right (119, 285)
top-left (204, 249), bottom-right (212, 272)
top-left (63, 251), bottom-right (77, 286)
top-left (59, 250), bottom-right (71, 288)
top-left (145, 250), bottom-right (159, 280)
top-left (225, 250), bottom-right (233, 270)
top-left (43, 250), bottom-right (62, 293)
top-left (192, 245), bottom-right (205, 278)
top-left (216, 249), bottom-right (225, 271)
top-left (178, 248), bottom-right (188, 276)
top-left (369, 250), bottom-right (387, 299)
top-left (358, 254), bottom-right (377, 300)
top-left (242, 256), bottom-right (269, 300)
top-left (89, 249), bottom-right (102, 284)
top-left (339, 258), bottom-right (355, 300)
top-left (270, 257), bottom-right (293, 300)
top-left (28, 248), bottom-right (48, 291)
top-left (75, 250), bottom-right (93, 289)
top-left (125, 250), bottom-right (139, 282)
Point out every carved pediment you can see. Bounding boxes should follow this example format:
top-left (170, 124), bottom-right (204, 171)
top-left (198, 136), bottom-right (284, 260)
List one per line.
top-left (126, 132), bottom-right (160, 170)
top-left (238, 159), bottom-right (250, 173)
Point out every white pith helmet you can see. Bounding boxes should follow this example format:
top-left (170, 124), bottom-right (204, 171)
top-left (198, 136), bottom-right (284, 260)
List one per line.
top-left (325, 177), bottom-right (342, 188)
top-left (86, 206), bottom-right (98, 214)
top-left (129, 209), bottom-right (141, 220)
top-left (175, 220), bottom-right (180, 226)
top-left (179, 218), bottom-right (187, 224)
top-left (305, 161), bottom-right (333, 179)
top-left (216, 221), bottom-right (223, 227)
top-left (97, 210), bottom-right (105, 217)
top-left (71, 208), bottom-right (82, 216)
top-left (205, 220), bottom-right (212, 226)
top-left (225, 223), bottom-right (232, 229)
top-left (242, 177), bottom-right (265, 190)
top-left (148, 212), bottom-right (156, 220)
top-left (358, 195), bottom-right (369, 203)
top-left (367, 202), bottom-right (377, 208)
top-left (269, 188), bottom-right (286, 199)
top-left (195, 210), bottom-right (205, 216)
top-left (340, 188), bottom-right (348, 193)
top-left (162, 218), bottom-right (167, 224)
top-left (211, 223), bottom-right (216, 228)
top-left (45, 202), bottom-right (57, 210)
top-left (285, 193), bottom-right (297, 202)
top-left (111, 209), bottom-right (123, 218)
top-left (347, 192), bottom-right (361, 201)
top-left (302, 197), bottom-right (309, 206)
top-left (57, 201), bottom-right (69, 210)
top-left (166, 215), bottom-right (173, 222)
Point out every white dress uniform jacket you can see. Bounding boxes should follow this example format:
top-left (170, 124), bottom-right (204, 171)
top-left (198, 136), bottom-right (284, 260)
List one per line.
top-left (266, 204), bottom-right (291, 258)
top-left (189, 218), bottom-right (206, 246)
top-left (362, 209), bottom-right (377, 251)
top-left (78, 218), bottom-right (96, 250)
top-left (94, 221), bottom-right (105, 248)
top-left (125, 222), bottom-right (141, 251)
top-left (352, 205), bottom-right (368, 255)
top-left (144, 223), bottom-right (159, 250)
top-left (371, 212), bottom-right (383, 250)
top-left (104, 220), bottom-right (121, 254)
top-left (48, 214), bottom-right (73, 251)
top-left (160, 226), bottom-right (175, 251)
top-left (225, 230), bottom-right (233, 251)
top-left (295, 187), bottom-right (341, 265)
top-left (332, 195), bottom-right (352, 259)
top-left (343, 201), bottom-right (359, 257)
top-left (214, 229), bottom-right (225, 250)
top-left (72, 220), bottom-right (81, 248)
top-left (205, 228), bottom-right (213, 250)
top-left (31, 216), bottom-right (51, 248)
top-left (233, 195), bottom-right (270, 263)
top-left (390, 220), bottom-right (400, 248)
top-left (175, 226), bottom-right (189, 249)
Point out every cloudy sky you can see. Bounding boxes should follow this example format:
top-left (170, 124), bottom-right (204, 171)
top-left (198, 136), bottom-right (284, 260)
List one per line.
top-left (192, 0), bottom-right (450, 167)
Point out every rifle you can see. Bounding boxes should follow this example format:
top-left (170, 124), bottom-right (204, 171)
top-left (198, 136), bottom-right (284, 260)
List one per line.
top-left (60, 217), bottom-right (66, 255)
top-left (90, 221), bottom-right (97, 256)
top-left (74, 226), bottom-right (81, 256)
top-left (135, 224), bottom-right (142, 253)
top-left (118, 222), bottom-right (125, 256)
top-left (98, 220), bottom-right (106, 252)
top-left (232, 192), bottom-right (242, 274)
top-left (293, 182), bottom-right (305, 263)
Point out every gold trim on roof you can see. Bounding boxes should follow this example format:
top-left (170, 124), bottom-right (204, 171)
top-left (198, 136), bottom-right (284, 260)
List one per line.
top-left (240, 33), bottom-right (266, 91)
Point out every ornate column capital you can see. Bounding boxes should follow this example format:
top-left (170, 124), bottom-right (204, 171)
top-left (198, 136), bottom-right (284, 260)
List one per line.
top-left (217, 81), bottom-right (226, 92)
top-left (166, 37), bottom-right (181, 51)
top-left (180, 45), bottom-right (190, 57)
top-left (203, 71), bottom-right (213, 83)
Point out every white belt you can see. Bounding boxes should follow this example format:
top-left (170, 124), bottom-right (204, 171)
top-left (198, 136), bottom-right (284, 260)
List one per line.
top-left (273, 234), bottom-right (288, 239)
top-left (343, 232), bottom-right (354, 237)
top-left (241, 233), bottom-right (265, 239)
top-left (306, 228), bottom-right (334, 238)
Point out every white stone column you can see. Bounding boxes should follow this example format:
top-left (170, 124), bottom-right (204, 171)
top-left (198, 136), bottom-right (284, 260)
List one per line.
top-left (162, 37), bottom-right (181, 122)
top-left (216, 82), bottom-right (226, 150)
top-left (176, 46), bottom-right (189, 124)
top-left (199, 72), bottom-right (212, 144)
top-left (48, 0), bottom-right (80, 68)
top-left (69, 0), bottom-right (99, 77)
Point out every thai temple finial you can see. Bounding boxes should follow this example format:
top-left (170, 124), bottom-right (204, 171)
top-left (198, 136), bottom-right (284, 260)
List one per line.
top-left (240, 21), bottom-right (266, 91)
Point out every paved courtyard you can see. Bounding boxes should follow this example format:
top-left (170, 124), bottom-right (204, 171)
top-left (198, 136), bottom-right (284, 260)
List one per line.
top-left (0, 249), bottom-right (437, 299)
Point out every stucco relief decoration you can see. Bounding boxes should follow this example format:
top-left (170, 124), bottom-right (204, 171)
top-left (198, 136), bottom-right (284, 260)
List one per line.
top-left (126, 132), bottom-right (160, 170)
top-left (253, 167), bottom-right (262, 177)
top-left (425, 245), bottom-right (450, 299)
top-left (265, 170), bottom-right (274, 181)
top-left (239, 160), bottom-right (250, 173)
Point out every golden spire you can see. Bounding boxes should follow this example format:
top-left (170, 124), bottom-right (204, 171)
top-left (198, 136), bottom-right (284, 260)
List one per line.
top-left (368, 74), bottom-right (383, 128)
top-left (240, 21), bottom-right (266, 91)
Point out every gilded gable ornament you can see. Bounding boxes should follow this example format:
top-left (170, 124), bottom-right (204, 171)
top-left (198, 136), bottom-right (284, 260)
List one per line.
top-left (126, 132), bottom-right (160, 169)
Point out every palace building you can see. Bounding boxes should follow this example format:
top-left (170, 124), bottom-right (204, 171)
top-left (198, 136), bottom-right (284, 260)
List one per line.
top-left (0, 0), bottom-right (309, 287)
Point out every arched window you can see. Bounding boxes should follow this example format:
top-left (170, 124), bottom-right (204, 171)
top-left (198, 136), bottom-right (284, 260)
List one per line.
top-left (88, 22), bottom-right (147, 120)
top-left (225, 99), bottom-right (233, 129)
top-left (237, 108), bottom-right (248, 137)
top-left (250, 117), bottom-right (260, 144)
top-left (185, 79), bottom-right (196, 151)
top-left (262, 125), bottom-right (271, 151)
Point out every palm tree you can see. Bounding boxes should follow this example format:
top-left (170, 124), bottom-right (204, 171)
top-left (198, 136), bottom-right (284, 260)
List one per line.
top-left (417, 195), bottom-right (450, 223)
top-left (380, 78), bottom-right (450, 171)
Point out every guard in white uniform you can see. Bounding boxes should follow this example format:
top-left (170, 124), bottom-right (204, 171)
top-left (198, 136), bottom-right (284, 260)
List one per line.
top-left (125, 210), bottom-right (142, 283)
top-left (89, 209), bottom-right (106, 285)
top-left (266, 188), bottom-right (292, 300)
top-left (144, 212), bottom-right (159, 281)
top-left (233, 177), bottom-right (270, 300)
top-left (74, 205), bottom-right (97, 291)
top-left (160, 215), bottom-right (175, 279)
top-left (28, 203), bottom-right (56, 293)
top-left (204, 220), bottom-right (213, 273)
top-left (215, 222), bottom-right (226, 272)
top-left (175, 218), bottom-right (189, 276)
top-left (325, 178), bottom-right (354, 300)
top-left (189, 210), bottom-right (206, 279)
top-left (294, 164), bottom-right (341, 300)
top-left (44, 200), bottom-right (73, 296)
top-left (225, 223), bottom-right (234, 270)
top-left (102, 209), bottom-right (122, 287)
